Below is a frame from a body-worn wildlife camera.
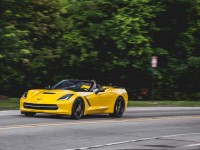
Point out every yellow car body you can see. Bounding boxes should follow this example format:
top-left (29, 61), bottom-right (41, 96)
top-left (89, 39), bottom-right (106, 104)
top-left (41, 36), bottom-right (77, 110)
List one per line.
top-left (20, 79), bottom-right (128, 119)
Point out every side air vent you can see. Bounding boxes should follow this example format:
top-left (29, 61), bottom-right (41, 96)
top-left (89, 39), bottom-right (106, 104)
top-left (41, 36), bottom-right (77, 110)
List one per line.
top-left (43, 92), bottom-right (55, 94)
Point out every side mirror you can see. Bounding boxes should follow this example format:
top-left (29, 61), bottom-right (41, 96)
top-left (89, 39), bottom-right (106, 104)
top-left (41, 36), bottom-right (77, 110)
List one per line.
top-left (94, 88), bottom-right (105, 94)
top-left (45, 85), bottom-right (51, 90)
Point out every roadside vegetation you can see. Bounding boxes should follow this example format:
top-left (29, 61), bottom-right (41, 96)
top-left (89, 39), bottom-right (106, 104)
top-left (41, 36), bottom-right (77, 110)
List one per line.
top-left (0, 98), bottom-right (19, 110)
top-left (0, 0), bottom-right (199, 99)
top-left (0, 98), bottom-right (200, 110)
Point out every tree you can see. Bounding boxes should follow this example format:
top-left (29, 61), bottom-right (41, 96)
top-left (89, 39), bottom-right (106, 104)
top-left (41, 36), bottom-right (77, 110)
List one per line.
top-left (153, 0), bottom-right (200, 98)
top-left (58, 0), bottom-right (163, 90)
top-left (0, 0), bottom-right (65, 96)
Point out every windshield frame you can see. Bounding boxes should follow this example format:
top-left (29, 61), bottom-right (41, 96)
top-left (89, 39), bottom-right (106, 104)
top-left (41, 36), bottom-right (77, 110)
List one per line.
top-left (51, 79), bottom-right (94, 92)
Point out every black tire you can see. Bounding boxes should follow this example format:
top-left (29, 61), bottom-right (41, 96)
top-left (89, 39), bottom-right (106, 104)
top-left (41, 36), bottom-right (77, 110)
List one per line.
top-left (71, 98), bottom-right (84, 120)
top-left (24, 112), bottom-right (36, 117)
top-left (109, 97), bottom-right (125, 118)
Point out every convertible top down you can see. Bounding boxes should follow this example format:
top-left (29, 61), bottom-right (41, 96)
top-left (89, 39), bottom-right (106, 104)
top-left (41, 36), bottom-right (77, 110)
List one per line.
top-left (20, 79), bottom-right (128, 119)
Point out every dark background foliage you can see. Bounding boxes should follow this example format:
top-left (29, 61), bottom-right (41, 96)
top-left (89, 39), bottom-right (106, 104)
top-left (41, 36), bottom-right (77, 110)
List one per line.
top-left (0, 0), bottom-right (199, 99)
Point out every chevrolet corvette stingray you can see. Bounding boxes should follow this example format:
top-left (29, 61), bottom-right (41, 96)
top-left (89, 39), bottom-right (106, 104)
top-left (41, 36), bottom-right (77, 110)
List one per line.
top-left (20, 79), bottom-right (128, 119)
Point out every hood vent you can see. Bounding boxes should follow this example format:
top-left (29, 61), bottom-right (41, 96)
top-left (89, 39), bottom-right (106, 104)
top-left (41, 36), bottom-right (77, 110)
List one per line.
top-left (43, 92), bottom-right (55, 94)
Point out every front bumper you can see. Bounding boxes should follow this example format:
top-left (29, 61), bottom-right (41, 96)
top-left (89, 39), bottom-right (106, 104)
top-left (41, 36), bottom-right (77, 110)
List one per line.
top-left (20, 99), bottom-right (73, 115)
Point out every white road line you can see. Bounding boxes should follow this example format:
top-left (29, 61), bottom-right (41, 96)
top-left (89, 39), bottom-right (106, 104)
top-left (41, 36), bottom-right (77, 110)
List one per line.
top-left (185, 143), bottom-right (200, 147)
top-left (0, 114), bottom-right (15, 116)
top-left (66, 133), bottom-right (200, 150)
top-left (0, 110), bottom-right (19, 116)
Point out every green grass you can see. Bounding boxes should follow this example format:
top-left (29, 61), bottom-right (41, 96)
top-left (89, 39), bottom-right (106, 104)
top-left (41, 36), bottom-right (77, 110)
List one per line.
top-left (0, 98), bottom-right (20, 110)
top-left (128, 100), bottom-right (200, 107)
top-left (0, 98), bottom-right (200, 110)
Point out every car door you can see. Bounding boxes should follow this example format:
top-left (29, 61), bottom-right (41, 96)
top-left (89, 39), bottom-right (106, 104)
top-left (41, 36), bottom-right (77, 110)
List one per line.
top-left (85, 88), bottom-right (114, 113)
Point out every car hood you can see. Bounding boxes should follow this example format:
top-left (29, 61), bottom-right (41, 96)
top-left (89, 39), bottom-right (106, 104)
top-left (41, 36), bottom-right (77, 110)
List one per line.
top-left (26, 89), bottom-right (75, 103)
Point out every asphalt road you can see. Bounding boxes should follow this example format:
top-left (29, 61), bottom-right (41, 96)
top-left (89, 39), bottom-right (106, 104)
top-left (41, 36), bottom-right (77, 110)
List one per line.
top-left (0, 107), bottom-right (200, 150)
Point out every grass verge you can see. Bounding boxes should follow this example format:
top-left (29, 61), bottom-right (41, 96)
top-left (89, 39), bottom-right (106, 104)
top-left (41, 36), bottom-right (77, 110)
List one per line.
top-left (128, 100), bottom-right (200, 107)
top-left (0, 98), bottom-right (19, 110)
top-left (0, 98), bottom-right (200, 110)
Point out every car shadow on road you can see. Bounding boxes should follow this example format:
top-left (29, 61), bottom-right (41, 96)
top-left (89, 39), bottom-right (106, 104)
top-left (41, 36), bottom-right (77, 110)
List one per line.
top-left (18, 113), bottom-right (112, 120)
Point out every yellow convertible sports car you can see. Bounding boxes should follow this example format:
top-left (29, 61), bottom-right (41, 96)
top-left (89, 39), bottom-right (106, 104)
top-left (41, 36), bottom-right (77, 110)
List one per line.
top-left (20, 79), bottom-right (128, 119)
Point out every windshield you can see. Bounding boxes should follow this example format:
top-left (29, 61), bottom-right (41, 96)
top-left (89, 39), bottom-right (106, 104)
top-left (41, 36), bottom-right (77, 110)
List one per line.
top-left (51, 79), bottom-right (94, 92)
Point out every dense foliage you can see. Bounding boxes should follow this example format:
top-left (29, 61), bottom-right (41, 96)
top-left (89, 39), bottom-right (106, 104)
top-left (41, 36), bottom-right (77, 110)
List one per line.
top-left (0, 0), bottom-right (199, 99)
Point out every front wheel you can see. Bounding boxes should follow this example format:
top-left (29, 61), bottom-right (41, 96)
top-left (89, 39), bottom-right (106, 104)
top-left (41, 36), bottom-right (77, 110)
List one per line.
top-left (109, 97), bottom-right (125, 118)
top-left (71, 98), bottom-right (84, 120)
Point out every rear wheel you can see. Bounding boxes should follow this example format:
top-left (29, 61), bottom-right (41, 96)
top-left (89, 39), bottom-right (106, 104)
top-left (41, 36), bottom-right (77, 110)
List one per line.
top-left (24, 112), bottom-right (36, 117)
top-left (71, 98), bottom-right (84, 120)
top-left (109, 97), bottom-right (125, 118)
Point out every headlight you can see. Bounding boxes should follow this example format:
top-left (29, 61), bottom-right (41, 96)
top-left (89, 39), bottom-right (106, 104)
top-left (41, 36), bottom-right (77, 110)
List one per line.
top-left (58, 94), bottom-right (74, 101)
top-left (21, 92), bottom-right (28, 99)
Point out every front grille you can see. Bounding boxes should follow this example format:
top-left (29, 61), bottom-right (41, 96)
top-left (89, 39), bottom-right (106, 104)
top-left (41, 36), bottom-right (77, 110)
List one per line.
top-left (24, 103), bottom-right (58, 110)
